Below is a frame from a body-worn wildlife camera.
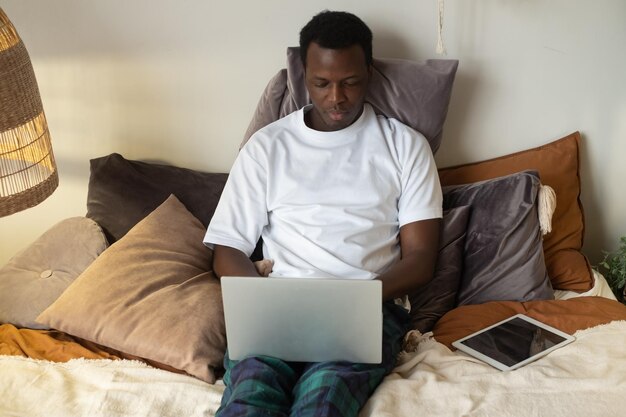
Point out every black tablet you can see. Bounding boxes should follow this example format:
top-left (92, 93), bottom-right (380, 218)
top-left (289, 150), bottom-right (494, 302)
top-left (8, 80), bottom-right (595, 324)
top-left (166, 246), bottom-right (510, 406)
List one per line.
top-left (452, 314), bottom-right (575, 371)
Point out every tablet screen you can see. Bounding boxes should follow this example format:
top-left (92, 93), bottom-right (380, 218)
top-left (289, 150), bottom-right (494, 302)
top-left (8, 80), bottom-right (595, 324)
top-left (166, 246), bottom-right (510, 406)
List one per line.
top-left (453, 314), bottom-right (575, 370)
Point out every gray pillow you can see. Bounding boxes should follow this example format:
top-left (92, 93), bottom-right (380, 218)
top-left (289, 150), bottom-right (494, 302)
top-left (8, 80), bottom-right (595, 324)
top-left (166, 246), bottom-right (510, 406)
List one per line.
top-left (409, 205), bottom-right (470, 333)
top-left (443, 171), bottom-right (554, 306)
top-left (86, 153), bottom-right (228, 244)
top-left (0, 217), bottom-right (108, 329)
top-left (242, 47), bottom-right (458, 154)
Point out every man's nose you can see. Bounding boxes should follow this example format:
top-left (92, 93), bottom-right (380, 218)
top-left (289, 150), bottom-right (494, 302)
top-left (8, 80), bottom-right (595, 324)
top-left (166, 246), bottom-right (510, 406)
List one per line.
top-left (329, 84), bottom-right (346, 104)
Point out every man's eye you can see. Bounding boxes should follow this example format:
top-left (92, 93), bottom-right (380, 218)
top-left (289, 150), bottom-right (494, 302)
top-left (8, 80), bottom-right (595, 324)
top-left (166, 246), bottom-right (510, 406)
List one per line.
top-left (314, 83), bottom-right (328, 88)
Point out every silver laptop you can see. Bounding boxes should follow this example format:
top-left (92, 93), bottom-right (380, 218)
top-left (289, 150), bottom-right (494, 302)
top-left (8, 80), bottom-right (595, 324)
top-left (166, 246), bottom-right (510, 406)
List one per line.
top-left (221, 276), bottom-right (383, 364)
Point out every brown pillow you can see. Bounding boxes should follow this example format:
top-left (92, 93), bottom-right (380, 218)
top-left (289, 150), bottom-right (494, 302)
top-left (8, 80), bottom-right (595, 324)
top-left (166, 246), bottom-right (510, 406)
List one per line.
top-left (37, 195), bottom-right (226, 383)
top-left (438, 132), bottom-right (592, 292)
top-left (409, 205), bottom-right (470, 333)
top-left (0, 217), bottom-right (107, 329)
top-left (86, 153), bottom-right (228, 244)
top-left (432, 297), bottom-right (626, 350)
top-left (242, 47), bottom-right (458, 154)
top-left (443, 171), bottom-right (554, 306)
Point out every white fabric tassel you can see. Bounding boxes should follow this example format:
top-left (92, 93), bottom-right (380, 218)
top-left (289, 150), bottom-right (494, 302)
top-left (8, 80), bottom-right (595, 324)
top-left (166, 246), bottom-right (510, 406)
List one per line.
top-left (436, 0), bottom-right (446, 55)
top-left (538, 184), bottom-right (557, 236)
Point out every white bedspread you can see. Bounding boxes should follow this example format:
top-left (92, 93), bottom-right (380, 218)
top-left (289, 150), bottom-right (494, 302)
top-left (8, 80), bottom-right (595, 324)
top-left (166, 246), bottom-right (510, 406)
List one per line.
top-left (360, 320), bottom-right (626, 417)
top-left (1, 320), bottom-right (625, 417)
top-left (0, 356), bottom-right (225, 417)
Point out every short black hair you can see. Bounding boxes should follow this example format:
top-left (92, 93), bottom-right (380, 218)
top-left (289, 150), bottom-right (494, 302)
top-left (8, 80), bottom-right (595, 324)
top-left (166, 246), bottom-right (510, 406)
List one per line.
top-left (299, 10), bottom-right (373, 68)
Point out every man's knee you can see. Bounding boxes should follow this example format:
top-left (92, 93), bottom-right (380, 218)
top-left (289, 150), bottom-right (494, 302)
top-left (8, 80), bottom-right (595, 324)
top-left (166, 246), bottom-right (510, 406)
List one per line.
top-left (291, 362), bottom-right (384, 417)
top-left (219, 356), bottom-right (299, 417)
top-left (228, 355), bottom-right (299, 387)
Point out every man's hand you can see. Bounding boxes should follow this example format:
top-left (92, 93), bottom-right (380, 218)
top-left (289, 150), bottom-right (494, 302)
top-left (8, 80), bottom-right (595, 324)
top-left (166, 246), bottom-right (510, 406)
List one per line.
top-left (253, 259), bottom-right (274, 277)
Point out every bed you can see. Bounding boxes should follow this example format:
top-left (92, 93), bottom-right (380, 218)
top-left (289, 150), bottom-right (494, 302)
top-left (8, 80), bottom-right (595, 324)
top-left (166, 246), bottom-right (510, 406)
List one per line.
top-left (2, 50), bottom-right (626, 417)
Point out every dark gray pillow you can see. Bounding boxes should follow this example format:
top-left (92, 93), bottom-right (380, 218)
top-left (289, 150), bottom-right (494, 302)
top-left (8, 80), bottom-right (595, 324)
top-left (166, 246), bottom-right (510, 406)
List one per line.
top-left (443, 170), bottom-right (554, 306)
top-left (409, 205), bottom-right (471, 333)
top-left (86, 153), bottom-right (228, 243)
top-left (242, 47), bottom-right (458, 154)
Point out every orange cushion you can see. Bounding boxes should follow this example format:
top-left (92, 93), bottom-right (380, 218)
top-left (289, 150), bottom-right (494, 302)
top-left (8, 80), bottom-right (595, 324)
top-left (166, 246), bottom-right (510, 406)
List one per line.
top-left (438, 132), bottom-right (592, 292)
top-left (432, 297), bottom-right (626, 349)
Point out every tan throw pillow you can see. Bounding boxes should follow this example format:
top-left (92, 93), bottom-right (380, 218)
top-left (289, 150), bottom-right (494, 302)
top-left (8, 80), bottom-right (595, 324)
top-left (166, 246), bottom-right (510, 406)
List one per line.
top-left (37, 195), bottom-right (225, 383)
top-left (438, 132), bottom-right (592, 292)
top-left (0, 217), bottom-right (107, 329)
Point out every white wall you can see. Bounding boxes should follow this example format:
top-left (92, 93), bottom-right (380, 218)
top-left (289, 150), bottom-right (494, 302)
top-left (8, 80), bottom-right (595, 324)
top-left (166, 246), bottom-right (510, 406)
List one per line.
top-left (1, 0), bottom-right (625, 266)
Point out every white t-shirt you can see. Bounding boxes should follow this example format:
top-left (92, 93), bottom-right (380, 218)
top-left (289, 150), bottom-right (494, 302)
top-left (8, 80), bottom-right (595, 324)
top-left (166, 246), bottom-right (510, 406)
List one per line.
top-left (204, 103), bottom-right (442, 279)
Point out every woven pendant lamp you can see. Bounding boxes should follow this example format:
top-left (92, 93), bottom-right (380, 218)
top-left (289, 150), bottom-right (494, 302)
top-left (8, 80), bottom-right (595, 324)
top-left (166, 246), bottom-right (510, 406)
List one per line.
top-left (0, 7), bottom-right (58, 217)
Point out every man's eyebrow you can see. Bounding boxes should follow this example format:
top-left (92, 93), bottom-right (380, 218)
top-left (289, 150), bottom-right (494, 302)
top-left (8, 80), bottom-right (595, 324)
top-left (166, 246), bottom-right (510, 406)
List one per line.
top-left (311, 75), bottom-right (361, 81)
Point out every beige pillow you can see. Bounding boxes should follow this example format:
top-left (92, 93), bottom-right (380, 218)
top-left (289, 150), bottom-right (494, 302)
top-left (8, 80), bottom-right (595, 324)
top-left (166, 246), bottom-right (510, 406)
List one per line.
top-left (0, 217), bottom-right (107, 329)
top-left (37, 195), bottom-right (226, 383)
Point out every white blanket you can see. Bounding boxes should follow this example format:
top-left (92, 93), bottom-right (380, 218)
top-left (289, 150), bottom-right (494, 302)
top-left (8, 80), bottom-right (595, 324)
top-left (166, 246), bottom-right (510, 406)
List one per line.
top-left (1, 320), bottom-right (625, 417)
top-left (0, 357), bottom-right (224, 417)
top-left (360, 320), bottom-right (626, 417)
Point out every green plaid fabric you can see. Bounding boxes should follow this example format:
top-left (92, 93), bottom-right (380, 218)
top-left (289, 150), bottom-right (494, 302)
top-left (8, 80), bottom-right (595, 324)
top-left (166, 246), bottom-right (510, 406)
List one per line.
top-left (216, 301), bottom-right (410, 417)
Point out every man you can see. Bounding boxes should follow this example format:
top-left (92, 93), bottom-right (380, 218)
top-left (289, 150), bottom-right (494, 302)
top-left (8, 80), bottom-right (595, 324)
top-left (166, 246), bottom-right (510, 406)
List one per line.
top-left (204, 10), bottom-right (442, 417)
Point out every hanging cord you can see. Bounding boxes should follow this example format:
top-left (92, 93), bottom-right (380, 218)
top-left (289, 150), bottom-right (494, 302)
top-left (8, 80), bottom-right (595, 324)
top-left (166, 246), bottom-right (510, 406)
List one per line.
top-left (436, 0), bottom-right (447, 55)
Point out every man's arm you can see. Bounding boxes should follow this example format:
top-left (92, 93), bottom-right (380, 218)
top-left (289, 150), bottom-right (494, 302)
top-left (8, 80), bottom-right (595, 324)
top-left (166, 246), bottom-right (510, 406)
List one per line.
top-left (213, 245), bottom-right (261, 278)
top-left (376, 218), bottom-right (441, 301)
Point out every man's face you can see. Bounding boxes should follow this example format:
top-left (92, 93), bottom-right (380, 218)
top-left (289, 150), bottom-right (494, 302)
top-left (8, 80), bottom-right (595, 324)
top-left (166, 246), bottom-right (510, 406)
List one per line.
top-left (304, 42), bottom-right (371, 132)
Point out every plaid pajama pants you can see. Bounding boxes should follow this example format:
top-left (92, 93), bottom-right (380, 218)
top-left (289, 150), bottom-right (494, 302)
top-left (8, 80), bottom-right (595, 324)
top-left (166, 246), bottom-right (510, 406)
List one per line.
top-left (216, 301), bottom-right (410, 417)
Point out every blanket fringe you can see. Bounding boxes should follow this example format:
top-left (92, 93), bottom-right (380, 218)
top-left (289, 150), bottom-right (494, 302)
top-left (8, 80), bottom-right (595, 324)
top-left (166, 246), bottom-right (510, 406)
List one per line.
top-left (402, 329), bottom-right (434, 353)
top-left (538, 184), bottom-right (556, 235)
top-left (1, 355), bottom-right (154, 370)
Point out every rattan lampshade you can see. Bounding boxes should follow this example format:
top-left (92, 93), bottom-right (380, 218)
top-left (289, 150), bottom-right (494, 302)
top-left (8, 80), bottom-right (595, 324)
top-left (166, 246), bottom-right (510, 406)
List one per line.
top-left (0, 7), bottom-right (58, 217)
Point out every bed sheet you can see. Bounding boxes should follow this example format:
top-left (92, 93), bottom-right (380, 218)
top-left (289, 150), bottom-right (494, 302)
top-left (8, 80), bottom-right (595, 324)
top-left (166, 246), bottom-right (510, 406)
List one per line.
top-left (1, 274), bottom-right (625, 417)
